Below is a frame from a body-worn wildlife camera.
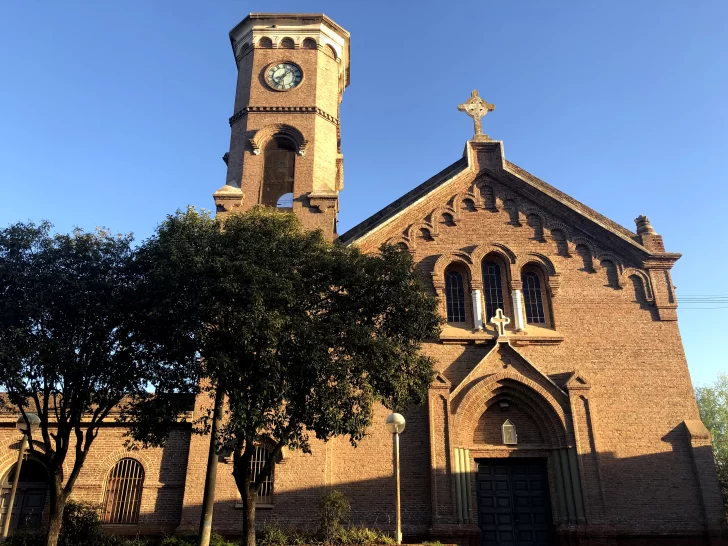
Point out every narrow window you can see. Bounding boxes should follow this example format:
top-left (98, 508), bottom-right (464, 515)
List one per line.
top-left (102, 458), bottom-right (144, 524)
top-left (262, 137), bottom-right (296, 207)
top-left (445, 271), bottom-right (466, 323)
top-left (482, 261), bottom-right (504, 321)
top-left (522, 272), bottom-right (545, 324)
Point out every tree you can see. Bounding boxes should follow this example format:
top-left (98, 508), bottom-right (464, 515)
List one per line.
top-left (131, 207), bottom-right (442, 546)
top-left (696, 373), bottom-right (728, 512)
top-left (0, 222), bottom-right (197, 546)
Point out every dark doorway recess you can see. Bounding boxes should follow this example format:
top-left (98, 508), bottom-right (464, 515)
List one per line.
top-left (476, 458), bottom-right (552, 546)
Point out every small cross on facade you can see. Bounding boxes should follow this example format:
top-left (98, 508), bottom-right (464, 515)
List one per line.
top-left (490, 308), bottom-right (510, 337)
top-left (457, 90), bottom-right (495, 140)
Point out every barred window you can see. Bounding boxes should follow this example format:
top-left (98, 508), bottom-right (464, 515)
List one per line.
top-left (522, 272), bottom-right (545, 324)
top-left (101, 458), bottom-right (144, 524)
top-left (482, 261), bottom-right (504, 321)
top-left (251, 445), bottom-right (273, 504)
top-left (445, 271), bottom-right (466, 323)
top-left (236, 445), bottom-right (274, 507)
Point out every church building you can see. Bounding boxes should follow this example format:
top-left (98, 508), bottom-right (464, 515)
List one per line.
top-left (1, 12), bottom-right (724, 546)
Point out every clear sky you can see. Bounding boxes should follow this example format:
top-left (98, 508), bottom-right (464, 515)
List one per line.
top-left (1, 1), bottom-right (726, 386)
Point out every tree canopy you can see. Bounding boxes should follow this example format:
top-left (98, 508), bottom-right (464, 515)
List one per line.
top-left (0, 222), bottom-right (197, 546)
top-left (131, 207), bottom-right (442, 546)
top-left (696, 373), bottom-right (728, 511)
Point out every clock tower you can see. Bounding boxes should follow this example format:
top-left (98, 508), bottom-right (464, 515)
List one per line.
top-left (214, 13), bottom-right (350, 240)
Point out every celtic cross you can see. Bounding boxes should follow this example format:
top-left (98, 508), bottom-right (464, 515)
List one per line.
top-left (458, 90), bottom-right (495, 139)
top-left (490, 308), bottom-right (510, 337)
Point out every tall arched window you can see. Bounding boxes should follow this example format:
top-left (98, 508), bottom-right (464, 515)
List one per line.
top-left (445, 271), bottom-right (466, 323)
top-left (1, 459), bottom-right (48, 530)
top-left (102, 458), bottom-right (144, 524)
top-left (522, 272), bottom-right (545, 324)
top-left (482, 261), bottom-right (504, 321)
top-left (262, 137), bottom-right (296, 207)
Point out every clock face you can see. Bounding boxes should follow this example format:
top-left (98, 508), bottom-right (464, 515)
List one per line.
top-left (266, 62), bottom-right (303, 91)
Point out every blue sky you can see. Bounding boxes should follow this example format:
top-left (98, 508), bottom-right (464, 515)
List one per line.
top-left (1, 1), bottom-right (726, 385)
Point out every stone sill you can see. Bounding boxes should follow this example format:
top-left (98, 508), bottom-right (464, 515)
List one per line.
top-left (440, 324), bottom-right (563, 345)
top-left (235, 502), bottom-right (273, 509)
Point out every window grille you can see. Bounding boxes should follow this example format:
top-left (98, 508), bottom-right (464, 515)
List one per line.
top-left (482, 261), bottom-right (504, 321)
top-left (522, 272), bottom-right (545, 324)
top-left (101, 458), bottom-right (144, 524)
top-left (236, 445), bottom-right (274, 506)
top-left (445, 271), bottom-right (466, 323)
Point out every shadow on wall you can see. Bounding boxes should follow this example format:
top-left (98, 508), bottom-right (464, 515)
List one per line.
top-left (158, 426), bottom-right (720, 545)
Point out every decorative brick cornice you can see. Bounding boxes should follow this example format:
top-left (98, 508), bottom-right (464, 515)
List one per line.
top-left (229, 106), bottom-right (338, 127)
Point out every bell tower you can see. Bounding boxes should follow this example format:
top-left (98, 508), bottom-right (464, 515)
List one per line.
top-left (214, 13), bottom-right (350, 240)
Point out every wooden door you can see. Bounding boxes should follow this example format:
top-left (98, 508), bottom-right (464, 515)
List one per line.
top-left (17, 488), bottom-right (46, 529)
top-left (476, 459), bottom-right (552, 546)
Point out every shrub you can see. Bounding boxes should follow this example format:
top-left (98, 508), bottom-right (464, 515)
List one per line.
top-left (319, 490), bottom-right (351, 542)
top-left (161, 536), bottom-right (196, 546)
top-left (259, 522), bottom-right (288, 546)
top-left (334, 526), bottom-right (394, 545)
top-left (2, 530), bottom-right (46, 546)
top-left (161, 534), bottom-right (235, 546)
top-left (58, 501), bottom-right (102, 546)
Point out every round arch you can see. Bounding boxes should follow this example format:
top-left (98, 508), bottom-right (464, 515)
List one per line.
top-left (454, 371), bottom-right (570, 448)
top-left (249, 124), bottom-right (308, 156)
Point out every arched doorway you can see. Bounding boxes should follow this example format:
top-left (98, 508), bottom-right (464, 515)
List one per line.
top-left (0, 459), bottom-right (49, 531)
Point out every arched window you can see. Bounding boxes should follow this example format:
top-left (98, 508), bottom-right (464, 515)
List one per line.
top-left (1, 459), bottom-right (48, 530)
top-left (262, 136), bottom-right (296, 207)
top-left (280, 37), bottom-right (295, 49)
top-left (482, 261), bottom-right (504, 321)
top-left (326, 44), bottom-right (338, 60)
top-left (302, 38), bottom-right (317, 50)
top-left (445, 270), bottom-right (466, 323)
top-left (102, 458), bottom-right (144, 524)
top-left (522, 271), bottom-right (545, 324)
top-left (258, 37), bottom-right (273, 49)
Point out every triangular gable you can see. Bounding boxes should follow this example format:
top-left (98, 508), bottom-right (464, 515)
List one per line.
top-left (338, 139), bottom-right (677, 262)
top-left (449, 340), bottom-right (568, 412)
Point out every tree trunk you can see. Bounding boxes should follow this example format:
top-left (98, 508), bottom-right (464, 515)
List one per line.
top-left (46, 474), bottom-right (66, 546)
top-left (198, 389), bottom-right (225, 546)
top-left (242, 489), bottom-right (256, 546)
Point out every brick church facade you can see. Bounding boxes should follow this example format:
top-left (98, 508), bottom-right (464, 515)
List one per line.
top-left (1, 12), bottom-right (724, 546)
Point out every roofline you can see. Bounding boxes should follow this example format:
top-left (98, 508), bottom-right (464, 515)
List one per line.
top-left (338, 157), bottom-right (469, 245)
top-left (230, 13), bottom-right (350, 40)
top-left (338, 139), bottom-right (675, 261)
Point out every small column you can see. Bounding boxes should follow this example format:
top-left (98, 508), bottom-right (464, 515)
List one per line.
top-left (471, 289), bottom-right (483, 330)
top-left (511, 289), bottom-right (526, 332)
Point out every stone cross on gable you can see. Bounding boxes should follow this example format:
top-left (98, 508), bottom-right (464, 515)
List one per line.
top-left (490, 308), bottom-right (510, 337)
top-left (458, 90), bottom-right (496, 140)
